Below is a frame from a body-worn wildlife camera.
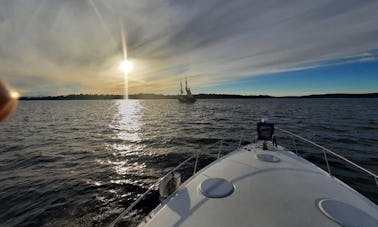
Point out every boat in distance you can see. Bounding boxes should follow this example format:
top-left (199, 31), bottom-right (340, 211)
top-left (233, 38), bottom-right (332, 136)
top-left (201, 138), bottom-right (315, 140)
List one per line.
top-left (110, 121), bottom-right (378, 227)
top-left (178, 79), bottom-right (196, 103)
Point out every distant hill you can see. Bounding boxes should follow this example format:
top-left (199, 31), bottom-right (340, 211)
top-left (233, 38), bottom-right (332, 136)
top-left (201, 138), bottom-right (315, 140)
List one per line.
top-left (19, 93), bottom-right (378, 100)
top-left (20, 94), bottom-right (123, 100)
top-left (19, 93), bottom-right (175, 100)
top-left (298, 93), bottom-right (378, 98)
top-left (195, 94), bottom-right (272, 99)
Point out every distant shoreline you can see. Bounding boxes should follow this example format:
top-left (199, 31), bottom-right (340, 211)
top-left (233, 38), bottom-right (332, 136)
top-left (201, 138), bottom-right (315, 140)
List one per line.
top-left (19, 93), bottom-right (378, 100)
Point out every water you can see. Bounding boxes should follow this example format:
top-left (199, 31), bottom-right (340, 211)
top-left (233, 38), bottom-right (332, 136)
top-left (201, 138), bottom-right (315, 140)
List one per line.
top-left (0, 99), bottom-right (377, 226)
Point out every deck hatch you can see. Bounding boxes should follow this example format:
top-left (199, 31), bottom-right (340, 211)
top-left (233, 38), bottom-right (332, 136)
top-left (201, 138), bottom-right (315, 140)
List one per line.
top-left (256, 154), bottom-right (280, 163)
top-left (199, 178), bottom-right (234, 198)
top-left (318, 199), bottom-right (377, 227)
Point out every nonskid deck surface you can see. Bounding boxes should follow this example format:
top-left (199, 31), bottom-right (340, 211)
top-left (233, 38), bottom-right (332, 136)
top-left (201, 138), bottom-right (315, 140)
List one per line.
top-left (141, 142), bottom-right (378, 227)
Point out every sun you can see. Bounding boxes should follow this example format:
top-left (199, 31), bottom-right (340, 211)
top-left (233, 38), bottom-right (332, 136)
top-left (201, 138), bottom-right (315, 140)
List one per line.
top-left (119, 59), bottom-right (133, 74)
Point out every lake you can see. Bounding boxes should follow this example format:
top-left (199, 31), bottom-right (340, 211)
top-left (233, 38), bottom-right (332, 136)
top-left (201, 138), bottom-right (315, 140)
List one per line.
top-left (0, 99), bottom-right (377, 226)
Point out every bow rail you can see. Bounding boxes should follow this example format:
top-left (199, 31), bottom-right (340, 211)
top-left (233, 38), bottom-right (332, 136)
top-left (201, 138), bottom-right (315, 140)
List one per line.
top-left (109, 139), bottom-right (227, 227)
top-left (275, 127), bottom-right (378, 189)
top-left (109, 127), bottom-right (378, 226)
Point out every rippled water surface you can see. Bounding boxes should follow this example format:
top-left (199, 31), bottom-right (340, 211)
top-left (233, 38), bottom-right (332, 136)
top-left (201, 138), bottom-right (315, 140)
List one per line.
top-left (0, 99), bottom-right (377, 226)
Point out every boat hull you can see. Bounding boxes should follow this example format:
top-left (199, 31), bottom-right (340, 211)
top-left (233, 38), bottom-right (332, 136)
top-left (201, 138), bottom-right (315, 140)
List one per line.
top-left (140, 141), bottom-right (378, 227)
top-left (178, 96), bottom-right (196, 103)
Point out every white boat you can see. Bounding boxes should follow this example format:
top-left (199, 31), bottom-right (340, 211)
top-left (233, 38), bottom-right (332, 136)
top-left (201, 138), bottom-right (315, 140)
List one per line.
top-left (110, 121), bottom-right (378, 227)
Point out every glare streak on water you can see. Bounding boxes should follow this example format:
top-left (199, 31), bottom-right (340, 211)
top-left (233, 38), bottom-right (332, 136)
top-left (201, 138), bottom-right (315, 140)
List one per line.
top-left (0, 99), bottom-right (377, 226)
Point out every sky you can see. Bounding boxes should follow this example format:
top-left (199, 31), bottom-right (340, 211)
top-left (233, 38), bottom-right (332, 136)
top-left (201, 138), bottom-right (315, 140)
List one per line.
top-left (0, 0), bottom-right (378, 96)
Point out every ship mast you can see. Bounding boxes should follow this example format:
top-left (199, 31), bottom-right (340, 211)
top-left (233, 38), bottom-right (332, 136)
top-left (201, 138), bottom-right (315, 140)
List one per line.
top-left (185, 78), bottom-right (192, 96)
top-left (185, 78), bottom-right (188, 95)
top-left (180, 81), bottom-right (183, 95)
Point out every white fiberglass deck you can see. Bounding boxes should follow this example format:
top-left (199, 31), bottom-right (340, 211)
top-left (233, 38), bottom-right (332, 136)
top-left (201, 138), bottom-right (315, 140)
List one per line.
top-left (141, 142), bottom-right (378, 227)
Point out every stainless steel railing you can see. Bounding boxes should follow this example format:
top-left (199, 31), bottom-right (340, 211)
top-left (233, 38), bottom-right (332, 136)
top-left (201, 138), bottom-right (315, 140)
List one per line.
top-left (109, 139), bottom-right (229, 227)
top-left (276, 127), bottom-right (378, 189)
top-left (110, 128), bottom-right (378, 226)
top-left (108, 155), bottom-right (195, 227)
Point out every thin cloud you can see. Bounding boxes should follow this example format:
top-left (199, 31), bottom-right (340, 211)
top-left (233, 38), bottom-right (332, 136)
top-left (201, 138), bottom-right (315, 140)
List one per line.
top-left (0, 0), bottom-right (377, 95)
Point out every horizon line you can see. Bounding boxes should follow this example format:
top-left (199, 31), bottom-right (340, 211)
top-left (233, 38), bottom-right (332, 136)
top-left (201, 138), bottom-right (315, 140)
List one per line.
top-left (19, 92), bottom-right (378, 99)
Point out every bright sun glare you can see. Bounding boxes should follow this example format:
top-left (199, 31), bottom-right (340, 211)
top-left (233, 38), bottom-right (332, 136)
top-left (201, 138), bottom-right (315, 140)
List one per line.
top-left (10, 90), bottom-right (20, 99)
top-left (119, 60), bottom-right (133, 74)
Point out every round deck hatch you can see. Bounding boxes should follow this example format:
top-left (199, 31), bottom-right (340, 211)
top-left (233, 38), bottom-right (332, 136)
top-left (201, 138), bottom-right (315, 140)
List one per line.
top-left (200, 178), bottom-right (234, 198)
top-left (256, 154), bottom-right (280, 163)
top-left (318, 199), bottom-right (377, 227)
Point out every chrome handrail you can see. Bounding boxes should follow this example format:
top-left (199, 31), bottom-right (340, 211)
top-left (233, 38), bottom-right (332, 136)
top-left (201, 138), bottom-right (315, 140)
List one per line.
top-left (237, 134), bottom-right (243, 149)
top-left (276, 127), bottom-right (378, 188)
top-left (109, 128), bottom-right (378, 226)
top-left (217, 140), bottom-right (223, 159)
top-left (108, 155), bottom-right (194, 227)
top-left (109, 139), bottom-right (227, 227)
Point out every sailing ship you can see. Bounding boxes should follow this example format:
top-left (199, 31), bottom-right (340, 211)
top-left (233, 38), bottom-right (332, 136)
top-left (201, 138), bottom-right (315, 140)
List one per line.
top-left (178, 79), bottom-right (196, 103)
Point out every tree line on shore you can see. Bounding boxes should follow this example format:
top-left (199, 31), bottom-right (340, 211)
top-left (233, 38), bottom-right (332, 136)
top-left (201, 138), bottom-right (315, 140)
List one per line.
top-left (19, 93), bottom-right (378, 100)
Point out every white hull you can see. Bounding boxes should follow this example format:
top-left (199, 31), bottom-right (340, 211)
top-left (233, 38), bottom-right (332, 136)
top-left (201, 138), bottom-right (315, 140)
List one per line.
top-left (140, 141), bottom-right (378, 227)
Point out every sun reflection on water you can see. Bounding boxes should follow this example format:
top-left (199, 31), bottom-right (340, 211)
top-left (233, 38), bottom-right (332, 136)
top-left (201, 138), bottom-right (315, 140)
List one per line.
top-left (104, 100), bottom-right (149, 180)
top-left (110, 100), bottom-right (143, 142)
top-left (91, 99), bottom-right (153, 204)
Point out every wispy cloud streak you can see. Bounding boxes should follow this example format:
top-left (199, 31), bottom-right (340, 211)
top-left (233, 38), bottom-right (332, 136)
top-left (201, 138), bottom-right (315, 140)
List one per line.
top-left (0, 0), bottom-right (377, 95)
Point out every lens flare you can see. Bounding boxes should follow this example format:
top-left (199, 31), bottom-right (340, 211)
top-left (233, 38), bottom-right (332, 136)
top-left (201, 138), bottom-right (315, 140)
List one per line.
top-left (0, 81), bottom-right (18, 122)
top-left (119, 60), bottom-right (133, 74)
